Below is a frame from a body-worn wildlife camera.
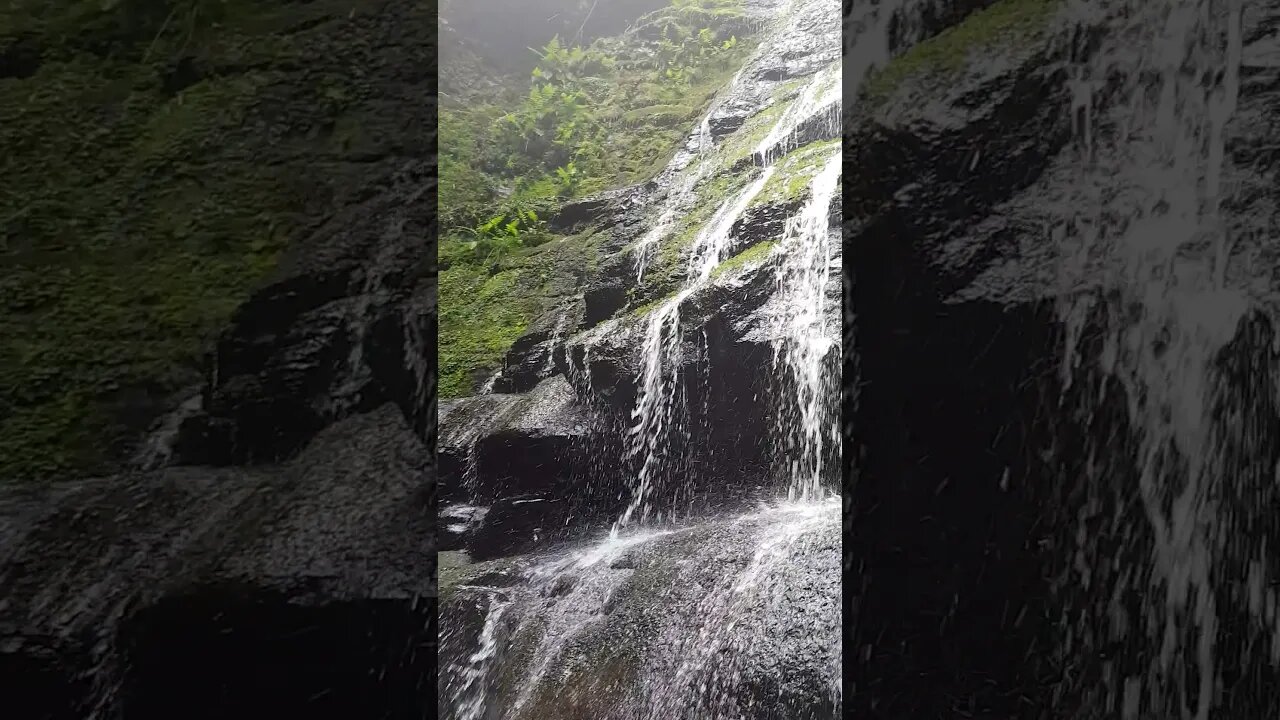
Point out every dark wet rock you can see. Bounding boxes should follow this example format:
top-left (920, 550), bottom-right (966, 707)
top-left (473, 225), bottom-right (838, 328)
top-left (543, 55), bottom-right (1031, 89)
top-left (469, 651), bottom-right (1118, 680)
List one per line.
top-left (439, 376), bottom-right (593, 486)
top-left (846, 2), bottom-right (1280, 716)
top-left (583, 282), bottom-right (630, 329)
top-left (492, 299), bottom-right (583, 394)
top-left (468, 494), bottom-right (569, 561)
top-left (730, 199), bottom-right (804, 251)
top-left (847, 39), bottom-right (1071, 239)
top-left (707, 95), bottom-right (757, 138)
top-left (842, 9), bottom-right (1072, 718)
top-left (171, 162), bottom-right (435, 467)
top-left (547, 185), bottom-right (644, 234)
top-left (0, 404), bottom-right (433, 718)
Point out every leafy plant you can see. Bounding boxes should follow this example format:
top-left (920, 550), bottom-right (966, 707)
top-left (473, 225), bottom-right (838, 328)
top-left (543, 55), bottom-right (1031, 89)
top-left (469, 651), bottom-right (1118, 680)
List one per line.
top-left (554, 161), bottom-right (580, 196)
top-left (459, 206), bottom-right (549, 269)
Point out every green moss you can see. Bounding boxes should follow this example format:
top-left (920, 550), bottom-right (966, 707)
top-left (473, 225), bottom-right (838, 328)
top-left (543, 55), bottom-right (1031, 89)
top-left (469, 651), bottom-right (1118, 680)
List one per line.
top-left (440, 107), bottom-right (502, 228)
top-left (862, 0), bottom-right (1061, 103)
top-left (436, 0), bottom-right (765, 392)
top-left (438, 231), bottom-right (601, 397)
top-left (711, 240), bottom-right (776, 279)
top-left (717, 101), bottom-right (787, 168)
top-left (438, 267), bottom-right (536, 398)
top-left (749, 138), bottom-right (840, 208)
top-left (0, 0), bottom-right (408, 482)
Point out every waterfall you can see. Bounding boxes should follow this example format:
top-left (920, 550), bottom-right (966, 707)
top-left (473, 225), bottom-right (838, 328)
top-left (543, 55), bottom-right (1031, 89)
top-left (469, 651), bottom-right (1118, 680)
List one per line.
top-left (1051, 0), bottom-right (1262, 716)
top-left (616, 165), bottom-right (777, 536)
top-left (771, 150), bottom-right (842, 502)
top-left (441, 1), bottom-right (848, 718)
top-left (633, 116), bottom-right (717, 284)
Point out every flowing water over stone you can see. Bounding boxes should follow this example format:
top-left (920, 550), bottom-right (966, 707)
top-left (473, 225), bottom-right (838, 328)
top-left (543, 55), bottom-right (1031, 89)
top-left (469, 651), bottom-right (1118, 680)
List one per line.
top-left (440, 0), bottom-right (850, 716)
top-left (617, 164), bottom-right (776, 535)
top-left (770, 150), bottom-right (842, 501)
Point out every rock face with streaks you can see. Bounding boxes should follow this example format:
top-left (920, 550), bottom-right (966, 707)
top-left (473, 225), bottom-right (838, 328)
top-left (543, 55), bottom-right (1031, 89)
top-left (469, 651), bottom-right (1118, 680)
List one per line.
top-left (1, 0), bottom-right (441, 715)
top-left (849, 0), bottom-right (1280, 718)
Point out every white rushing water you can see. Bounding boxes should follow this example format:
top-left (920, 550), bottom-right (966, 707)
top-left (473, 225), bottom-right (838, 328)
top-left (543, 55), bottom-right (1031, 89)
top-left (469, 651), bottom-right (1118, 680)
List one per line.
top-left (770, 149), bottom-right (842, 502)
top-left (615, 0), bottom-right (909, 526)
top-left (634, 117), bottom-right (716, 283)
top-left (1051, 0), bottom-right (1264, 717)
top-left (615, 164), bottom-right (776, 536)
top-left (451, 588), bottom-right (514, 720)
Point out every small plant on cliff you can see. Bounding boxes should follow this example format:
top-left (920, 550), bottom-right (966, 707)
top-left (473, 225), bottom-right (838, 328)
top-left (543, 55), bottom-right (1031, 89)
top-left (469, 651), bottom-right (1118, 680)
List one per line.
top-left (460, 207), bottom-right (549, 269)
top-left (554, 161), bottom-right (581, 196)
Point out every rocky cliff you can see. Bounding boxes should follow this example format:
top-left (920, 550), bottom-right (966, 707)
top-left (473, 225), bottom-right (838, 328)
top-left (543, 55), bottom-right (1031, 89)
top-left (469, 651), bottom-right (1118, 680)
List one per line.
top-left (1, 0), bottom-right (439, 716)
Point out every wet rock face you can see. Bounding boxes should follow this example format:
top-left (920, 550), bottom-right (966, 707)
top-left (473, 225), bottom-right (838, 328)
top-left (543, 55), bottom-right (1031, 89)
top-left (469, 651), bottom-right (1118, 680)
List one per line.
top-left (846, 0), bottom-right (1280, 717)
top-left (439, 504), bottom-right (841, 720)
top-left (173, 161), bottom-right (436, 466)
top-left (437, 377), bottom-right (618, 556)
top-left (843, 6), bottom-right (1069, 716)
top-left (0, 405), bottom-right (434, 718)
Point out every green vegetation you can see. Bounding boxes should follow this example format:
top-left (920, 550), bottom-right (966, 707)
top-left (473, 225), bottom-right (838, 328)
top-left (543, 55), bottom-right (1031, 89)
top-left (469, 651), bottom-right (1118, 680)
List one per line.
top-left (439, 230), bottom-right (601, 398)
top-left (438, 267), bottom-right (535, 398)
top-left (441, 0), bottom-right (752, 209)
top-left (712, 240), bottom-right (776, 279)
top-left (438, 0), bottom-right (757, 398)
top-left (0, 0), bottom-right (430, 481)
top-left (862, 0), bottom-right (1061, 103)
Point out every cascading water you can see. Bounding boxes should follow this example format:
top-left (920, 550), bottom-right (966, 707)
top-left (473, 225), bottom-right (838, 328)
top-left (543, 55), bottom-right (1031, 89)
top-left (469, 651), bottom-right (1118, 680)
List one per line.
top-left (615, 164), bottom-right (776, 535)
top-left (770, 150), bottom-right (842, 501)
top-left (448, 588), bottom-right (514, 720)
top-left (441, 0), bottom-right (858, 717)
top-left (1049, 0), bottom-right (1276, 717)
top-left (633, 117), bottom-right (715, 283)
top-left (616, 0), bottom-right (871, 529)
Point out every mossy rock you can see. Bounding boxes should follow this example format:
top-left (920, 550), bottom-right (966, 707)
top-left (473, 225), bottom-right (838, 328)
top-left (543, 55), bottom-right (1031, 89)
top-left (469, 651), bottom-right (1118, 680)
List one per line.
top-left (749, 138), bottom-right (840, 209)
top-left (439, 229), bottom-right (602, 398)
top-left (0, 0), bottom-right (433, 482)
top-left (711, 239), bottom-right (776, 279)
top-left (861, 0), bottom-right (1062, 105)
